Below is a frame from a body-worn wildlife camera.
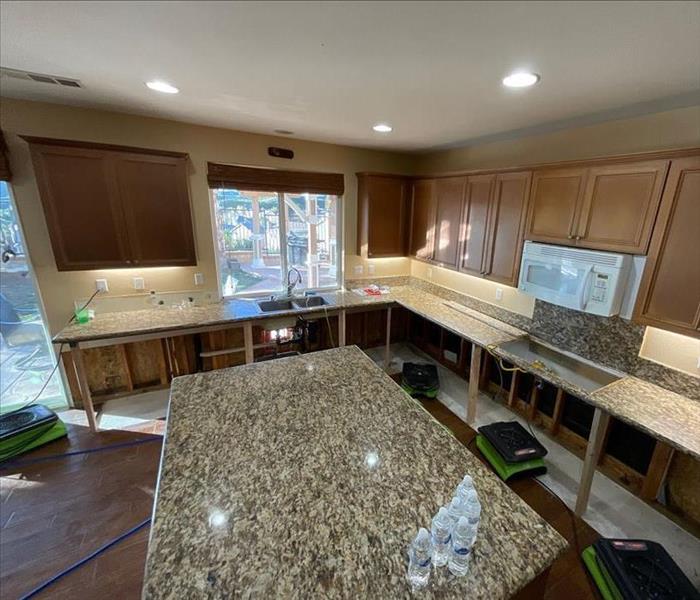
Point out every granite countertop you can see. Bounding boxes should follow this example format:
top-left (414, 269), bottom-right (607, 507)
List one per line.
top-left (490, 342), bottom-right (700, 459)
top-left (53, 286), bottom-right (517, 348)
top-left (143, 346), bottom-right (567, 599)
top-left (590, 377), bottom-right (700, 460)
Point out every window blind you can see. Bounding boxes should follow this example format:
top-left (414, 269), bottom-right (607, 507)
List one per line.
top-left (207, 162), bottom-right (344, 196)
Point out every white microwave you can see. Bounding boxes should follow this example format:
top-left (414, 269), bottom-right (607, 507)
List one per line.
top-left (518, 242), bottom-right (632, 316)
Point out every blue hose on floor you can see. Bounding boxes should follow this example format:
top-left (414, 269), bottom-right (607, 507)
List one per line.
top-left (18, 518), bottom-right (152, 600)
top-left (0, 436), bottom-right (162, 469)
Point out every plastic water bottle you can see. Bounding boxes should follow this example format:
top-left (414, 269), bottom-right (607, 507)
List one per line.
top-left (407, 528), bottom-right (432, 588)
top-left (463, 488), bottom-right (481, 531)
top-left (448, 516), bottom-right (475, 577)
top-left (454, 475), bottom-right (475, 500)
top-left (446, 495), bottom-right (469, 527)
top-left (430, 507), bottom-right (452, 567)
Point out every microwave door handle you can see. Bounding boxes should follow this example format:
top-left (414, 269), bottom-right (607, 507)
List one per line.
top-left (578, 266), bottom-right (594, 310)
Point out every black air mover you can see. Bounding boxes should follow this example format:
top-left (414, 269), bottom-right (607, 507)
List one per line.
top-left (476, 421), bottom-right (547, 481)
top-left (401, 362), bottom-right (439, 398)
top-left (0, 405), bottom-right (67, 462)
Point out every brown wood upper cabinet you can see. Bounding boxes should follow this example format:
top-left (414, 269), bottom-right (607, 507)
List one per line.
top-left (633, 156), bottom-right (700, 338)
top-left (356, 173), bottom-right (409, 258)
top-left (432, 176), bottom-right (466, 267)
top-left (459, 171), bottom-right (531, 286)
top-left (409, 178), bottom-right (437, 260)
top-left (27, 138), bottom-right (196, 271)
top-left (526, 160), bottom-right (669, 254)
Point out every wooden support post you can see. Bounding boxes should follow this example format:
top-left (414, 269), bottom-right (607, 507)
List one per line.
top-left (550, 388), bottom-right (565, 435)
top-left (507, 370), bottom-right (520, 407)
top-left (338, 309), bottom-right (346, 347)
top-left (243, 323), bottom-right (254, 364)
top-left (384, 307), bottom-right (392, 371)
top-left (640, 442), bottom-right (675, 501)
top-left (527, 384), bottom-right (540, 422)
top-left (467, 344), bottom-right (482, 425)
top-left (70, 343), bottom-right (98, 433)
top-left (575, 408), bottom-right (611, 516)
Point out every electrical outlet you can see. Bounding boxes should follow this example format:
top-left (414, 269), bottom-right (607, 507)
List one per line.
top-left (368, 263), bottom-right (376, 275)
top-left (495, 287), bottom-right (503, 301)
top-left (132, 277), bottom-right (145, 290)
top-left (95, 278), bottom-right (109, 293)
top-left (427, 267), bottom-right (433, 280)
top-left (353, 265), bottom-right (363, 276)
top-left (194, 272), bottom-right (204, 286)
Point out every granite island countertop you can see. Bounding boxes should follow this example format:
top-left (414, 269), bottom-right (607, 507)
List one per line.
top-left (143, 346), bottom-right (567, 599)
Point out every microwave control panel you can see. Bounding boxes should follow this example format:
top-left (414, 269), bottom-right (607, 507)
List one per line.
top-left (591, 273), bottom-right (609, 303)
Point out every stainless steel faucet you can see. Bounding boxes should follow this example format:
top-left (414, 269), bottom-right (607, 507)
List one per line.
top-left (286, 267), bottom-right (302, 297)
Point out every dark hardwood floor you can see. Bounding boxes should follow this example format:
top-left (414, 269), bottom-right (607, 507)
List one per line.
top-left (0, 397), bottom-right (601, 599)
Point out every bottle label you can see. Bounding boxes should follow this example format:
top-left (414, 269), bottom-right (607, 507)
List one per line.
top-left (418, 558), bottom-right (431, 568)
top-left (434, 532), bottom-right (451, 544)
top-left (453, 546), bottom-right (470, 556)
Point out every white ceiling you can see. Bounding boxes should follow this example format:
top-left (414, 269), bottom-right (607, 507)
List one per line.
top-left (1, 1), bottom-right (699, 152)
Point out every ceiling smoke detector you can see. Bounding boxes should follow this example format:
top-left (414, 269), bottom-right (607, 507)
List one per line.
top-left (0, 67), bottom-right (82, 88)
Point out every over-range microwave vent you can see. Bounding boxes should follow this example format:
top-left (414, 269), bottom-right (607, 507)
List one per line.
top-left (536, 243), bottom-right (620, 266)
top-left (0, 67), bottom-right (82, 88)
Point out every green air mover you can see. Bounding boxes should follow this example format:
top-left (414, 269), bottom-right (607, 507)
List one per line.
top-left (401, 362), bottom-right (439, 399)
top-left (0, 405), bottom-right (67, 462)
top-left (582, 538), bottom-right (700, 600)
top-left (476, 421), bottom-right (547, 481)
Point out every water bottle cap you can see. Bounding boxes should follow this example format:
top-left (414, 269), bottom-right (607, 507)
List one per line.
top-left (466, 488), bottom-right (479, 503)
top-left (461, 475), bottom-right (474, 486)
top-left (416, 527), bottom-right (431, 545)
top-left (455, 516), bottom-right (471, 534)
top-left (437, 506), bottom-right (449, 519)
top-left (450, 495), bottom-right (465, 509)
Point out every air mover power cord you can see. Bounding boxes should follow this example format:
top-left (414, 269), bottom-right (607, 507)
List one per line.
top-left (18, 518), bottom-right (151, 600)
top-left (0, 436), bottom-right (162, 469)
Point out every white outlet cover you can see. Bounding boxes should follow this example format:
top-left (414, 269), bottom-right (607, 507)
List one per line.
top-left (353, 265), bottom-right (363, 275)
top-left (132, 276), bottom-right (145, 290)
top-left (194, 272), bottom-right (204, 286)
top-left (95, 278), bottom-right (109, 293)
top-left (368, 264), bottom-right (376, 275)
top-left (495, 287), bottom-right (503, 301)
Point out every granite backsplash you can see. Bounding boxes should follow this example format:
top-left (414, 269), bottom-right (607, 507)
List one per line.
top-left (346, 275), bottom-right (699, 401)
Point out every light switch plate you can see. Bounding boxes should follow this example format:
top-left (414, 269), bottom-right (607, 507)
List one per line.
top-left (95, 278), bottom-right (109, 293)
top-left (368, 263), bottom-right (376, 275)
top-left (132, 277), bottom-right (145, 290)
top-left (194, 272), bottom-right (204, 286)
top-left (495, 287), bottom-right (503, 301)
top-left (353, 265), bottom-right (363, 276)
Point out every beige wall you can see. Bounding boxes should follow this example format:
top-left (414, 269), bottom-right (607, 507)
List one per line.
top-left (416, 105), bottom-right (700, 173)
top-left (0, 98), bottom-right (416, 334)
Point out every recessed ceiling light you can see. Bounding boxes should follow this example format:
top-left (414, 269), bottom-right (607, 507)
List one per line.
top-left (372, 123), bottom-right (393, 133)
top-left (502, 72), bottom-right (540, 88)
top-left (146, 80), bottom-right (179, 94)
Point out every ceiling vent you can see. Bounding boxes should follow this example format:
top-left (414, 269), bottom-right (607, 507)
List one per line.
top-left (0, 67), bottom-right (82, 88)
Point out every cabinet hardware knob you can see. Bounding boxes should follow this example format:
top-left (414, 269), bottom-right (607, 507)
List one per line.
top-left (126, 260), bottom-right (131, 264)
top-left (567, 235), bottom-right (573, 239)
top-left (575, 236), bottom-right (581, 241)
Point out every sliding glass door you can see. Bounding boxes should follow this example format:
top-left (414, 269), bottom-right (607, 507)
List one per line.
top-left (0, 181), bottom-right (66, 412)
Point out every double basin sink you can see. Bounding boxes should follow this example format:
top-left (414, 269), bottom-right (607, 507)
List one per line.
top-left (257, 295), bottom-right (330, 313)
top-left (497, 337), bottom-right (623, 394)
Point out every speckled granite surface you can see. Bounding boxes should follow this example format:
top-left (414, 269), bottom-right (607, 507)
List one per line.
top-left (143, 347), bottom-right (567, 599)
top-left (591, 377), bottom-right (700, 460)
top-left (54, 286), bottom-right (516, 348)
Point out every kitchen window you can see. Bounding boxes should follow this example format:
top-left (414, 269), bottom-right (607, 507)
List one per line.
top-left (208, 163), bottom-right (344, 297)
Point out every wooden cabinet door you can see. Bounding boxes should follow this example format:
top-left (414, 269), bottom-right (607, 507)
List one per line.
top-left (576, 160), bottom-right (669, 253)
top-left (633, 156), bottom-right (700, 337)
top-left (483, 171), bottom-right (532, 286)
top-left (357, 174), bottom-right (407, 258)
top-left (526, 168), bottom-right (587, 245)
top-left (459, 174), bottom-right (493, 277)
top-left (29, 144), bottom-right (132, 270)
top-left (409, 179), bottom-right (436, 260)
top-left (432, 176), bottom-right (466, 266)
top-left (115, 154), bottom-right (196, 267)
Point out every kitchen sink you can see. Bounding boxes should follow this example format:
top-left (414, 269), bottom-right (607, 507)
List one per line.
top-left (497, 337), bottom-right (623, 393)
top-left (256, 296), bottom-right (330, 313)
top-left (257, 299), bottom-right (296, 312)
top-left (292, 296), bottom-right (329, 309)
